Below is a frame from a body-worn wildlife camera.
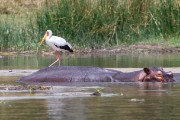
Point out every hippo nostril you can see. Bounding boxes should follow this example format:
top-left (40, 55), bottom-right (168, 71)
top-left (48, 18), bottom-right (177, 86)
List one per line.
top-left (156, 75), bottom-right (163, 78)
top-left (144, 75), bottom-right (165, 82)
top-left (154, 76), bottom-right (164, 82)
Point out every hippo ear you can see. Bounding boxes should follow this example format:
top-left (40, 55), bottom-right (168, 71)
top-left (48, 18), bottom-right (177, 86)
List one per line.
top-left (143, 68), bottom-right (151, 75)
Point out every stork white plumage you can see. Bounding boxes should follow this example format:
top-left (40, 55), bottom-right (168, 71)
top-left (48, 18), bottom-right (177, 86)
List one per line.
top-left (40, 30), bottom-right (73, 67)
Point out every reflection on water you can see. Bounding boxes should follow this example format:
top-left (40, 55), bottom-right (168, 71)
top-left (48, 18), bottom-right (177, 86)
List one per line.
top-left (1, 53), bottom-right (180, 69)
top-left (1, 53), bottom-right (180, 120)
top-left (0, 83), bottom-right (179, 120)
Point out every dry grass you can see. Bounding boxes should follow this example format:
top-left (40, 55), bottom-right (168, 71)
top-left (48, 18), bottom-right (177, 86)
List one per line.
top-left (0, 0), bottom-right (45, 26)
top-left (1, 0), bottom-right (179, 14)
top-left (0, 0), bottom-right (44, 15)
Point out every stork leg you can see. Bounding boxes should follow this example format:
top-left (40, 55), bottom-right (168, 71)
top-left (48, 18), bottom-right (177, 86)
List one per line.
top-left (49, 51), bottom-right (60, 67)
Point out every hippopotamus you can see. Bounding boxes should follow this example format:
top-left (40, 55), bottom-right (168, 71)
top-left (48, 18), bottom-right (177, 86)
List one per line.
top-left (17, 66), bottom-right (175, 84)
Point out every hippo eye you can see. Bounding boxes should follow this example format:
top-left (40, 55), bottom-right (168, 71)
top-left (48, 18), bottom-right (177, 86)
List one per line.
top-left (156, 71), bottom-right (163, 76)
top-left (157, 73), bottom-right (162, 76)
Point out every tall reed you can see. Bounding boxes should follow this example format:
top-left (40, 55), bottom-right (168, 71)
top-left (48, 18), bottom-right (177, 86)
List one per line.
top-left (0, 0), bottom-right (179, 51)
top-left (36, 0), bottom-right (180, 49)
top-left (0, 17), bottom-right (38, 51)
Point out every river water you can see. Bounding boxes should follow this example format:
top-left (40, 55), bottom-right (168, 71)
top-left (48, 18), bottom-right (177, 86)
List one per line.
top-left (1, 52), bottom-right (180, 69)
top-left (0, 53), bottom-right (180, 120)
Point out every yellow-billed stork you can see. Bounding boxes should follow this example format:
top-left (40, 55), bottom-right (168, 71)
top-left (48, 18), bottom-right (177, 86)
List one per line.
top-left (40, 30), bottom-right (73, 67)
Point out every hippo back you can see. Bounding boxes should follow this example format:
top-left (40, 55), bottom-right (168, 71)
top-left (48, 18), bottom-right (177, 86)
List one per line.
top-left (17, 66), bottom-right (121, 83)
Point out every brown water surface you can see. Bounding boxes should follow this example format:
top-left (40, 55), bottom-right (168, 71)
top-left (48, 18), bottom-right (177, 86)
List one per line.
top-left (0, 53), bottom-right (180, 120)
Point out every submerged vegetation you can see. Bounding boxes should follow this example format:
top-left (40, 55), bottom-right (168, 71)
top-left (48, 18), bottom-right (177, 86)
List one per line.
top-left (0, 0), bottom-right (179, 51)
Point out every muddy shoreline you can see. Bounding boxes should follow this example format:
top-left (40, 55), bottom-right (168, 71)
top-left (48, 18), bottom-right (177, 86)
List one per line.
top-left (1, 44), bottom-right (180, 57)
top-left (78, 45), bottom-right (180, 54)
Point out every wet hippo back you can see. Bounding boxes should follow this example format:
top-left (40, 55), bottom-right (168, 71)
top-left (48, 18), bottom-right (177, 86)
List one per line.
top-left (17, 66), bottom-right (175, 84)
top-left (112, 71), bottom-right (142, 82)
top-left (17, 66), bottom-right (120, 83)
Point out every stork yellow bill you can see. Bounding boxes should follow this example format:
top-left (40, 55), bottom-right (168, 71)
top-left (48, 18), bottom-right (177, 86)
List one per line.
top-left (40, 33), bottom-right (47, 45)
top-left (39, 30), bottom-right (73, 67)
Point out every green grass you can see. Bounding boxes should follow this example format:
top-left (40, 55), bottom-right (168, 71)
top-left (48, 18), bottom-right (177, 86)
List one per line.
top-left (0, 0), bottom-right (179, 51)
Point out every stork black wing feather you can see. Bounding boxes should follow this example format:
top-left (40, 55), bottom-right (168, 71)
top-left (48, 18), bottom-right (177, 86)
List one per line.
top-left (55, 44), bottom-right (73, 52)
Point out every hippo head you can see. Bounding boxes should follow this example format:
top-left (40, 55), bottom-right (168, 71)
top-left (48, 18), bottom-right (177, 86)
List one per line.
top-left (140, 67), bottom-right (175, 82)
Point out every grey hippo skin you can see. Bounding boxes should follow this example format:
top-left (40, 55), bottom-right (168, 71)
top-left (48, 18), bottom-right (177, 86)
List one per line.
top-left (17, 66), bottom-right (175, 84)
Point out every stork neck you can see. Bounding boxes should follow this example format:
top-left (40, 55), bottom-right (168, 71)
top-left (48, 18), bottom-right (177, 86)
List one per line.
top-left (46, 35), bottom-right (52, 40)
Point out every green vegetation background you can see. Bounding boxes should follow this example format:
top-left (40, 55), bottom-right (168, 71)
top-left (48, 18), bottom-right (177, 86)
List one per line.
top-left (0, 0), bottom-right (179, 52)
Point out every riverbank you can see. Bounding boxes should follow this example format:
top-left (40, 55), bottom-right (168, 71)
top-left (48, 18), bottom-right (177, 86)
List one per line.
top-left (76, 44), bottom-right (180, 54)
top-left (1, 43), bottom-right (180, 57)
